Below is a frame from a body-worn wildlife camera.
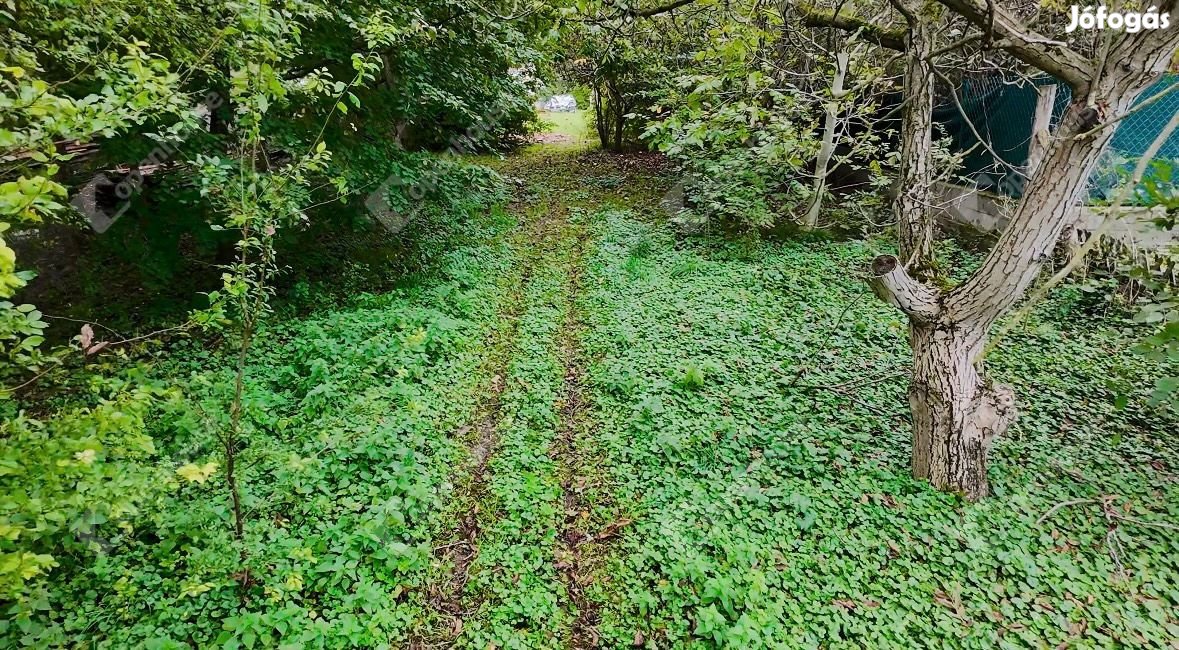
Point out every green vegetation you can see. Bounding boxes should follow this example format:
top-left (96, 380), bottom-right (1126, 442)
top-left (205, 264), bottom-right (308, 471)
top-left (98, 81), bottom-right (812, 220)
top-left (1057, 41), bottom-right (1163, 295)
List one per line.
top-left (534, 110), bottom-right (595, 149)
top-left (3, 0), bottom-right (1179, 647)
top-left (2, 202), bottom-right (519, 646)
top-left (580, 209), bottom-right (1179, 647)
top-left (6, 118), bottom-right (1179, 649)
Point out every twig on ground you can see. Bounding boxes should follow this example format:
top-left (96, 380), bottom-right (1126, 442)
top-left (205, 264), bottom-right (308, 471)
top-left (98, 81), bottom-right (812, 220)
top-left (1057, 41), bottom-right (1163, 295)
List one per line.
top-left (1035, 498), bottom-right (1097, 525)
top-left (784, 290), bottom-right (867, 388)
top-left (1036, 494), bottom-right (1179, 581)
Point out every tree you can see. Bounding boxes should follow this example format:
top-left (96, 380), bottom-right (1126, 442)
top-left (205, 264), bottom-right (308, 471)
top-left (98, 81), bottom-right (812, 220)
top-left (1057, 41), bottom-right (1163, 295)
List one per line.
top-left (870, 0), bottom-right (1179, 499)
top-left (802, 49), bottom-right (852, 228)
top-left (562, 0), bottom-right (718, 151)
top-left (884, 0), bottom-right (938, 270)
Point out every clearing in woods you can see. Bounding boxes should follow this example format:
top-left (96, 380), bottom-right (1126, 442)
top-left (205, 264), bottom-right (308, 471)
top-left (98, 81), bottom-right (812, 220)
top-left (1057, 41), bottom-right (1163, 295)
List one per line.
top-left (8, 6), bottom-right (1179, 649)
top-left (400, 127), bottom-right (1179, 647)
top-left (13, 117), bottom-right (1178, 650)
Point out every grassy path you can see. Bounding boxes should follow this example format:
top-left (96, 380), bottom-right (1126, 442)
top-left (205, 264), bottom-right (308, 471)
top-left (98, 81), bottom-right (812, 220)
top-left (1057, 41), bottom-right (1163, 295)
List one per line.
top-left (411, 206), bottom-right (543, 645)
top-left (410, 149), bottom-right (668, 648)
top-left (551, 221), bottom-right (610, 650)
top-left (411, 145), bottom-right (1178, 648)
top-left (566, 205), bottom-right (1179, 648)
top-left (20, 134), bottom-right (1176, 649)
top-left (453, 196), bottom-right (578, 647)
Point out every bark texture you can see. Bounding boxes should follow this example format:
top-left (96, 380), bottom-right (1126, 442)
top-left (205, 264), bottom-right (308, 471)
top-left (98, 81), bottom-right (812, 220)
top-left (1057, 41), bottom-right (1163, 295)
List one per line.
top-left (1025, 84), bottom-right (1057, 178)
top-left (872, 255), bottom-right (1018, 499)
top-left (871, 256), bottom-right (1014, 500)
top-left (869, 255), bottom-right (940, 322)
top-left (872, 17), bottom-right (1178, 499)
top-left (908, 321), bottom-right (1015, 499)
top-left (890, 0), bottom-right (936, 272)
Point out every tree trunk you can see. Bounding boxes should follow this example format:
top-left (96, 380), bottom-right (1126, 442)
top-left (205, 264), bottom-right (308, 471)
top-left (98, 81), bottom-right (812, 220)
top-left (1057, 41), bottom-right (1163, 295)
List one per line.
top-left (803, 52), bottom-right (849, 228)
top-left (892, 7), bottom-right (936, 272)
top-left (593, 83), bottom-right (608, 148)
top-left (607, 80), bottom-right (625, 151)
top-left (591, 77), bottom-right (629, 152)
top-left (874, 107), bottom-right (1126, 497)
top-left (1024, 83), bottom-right (1057, 179)
top-left (872, 253), bottom-right (1016, 499)
top-left (946, 94), bottom-right (1139, 333)
top-left (874, 78), bottom-right (1163, 498)
top-left (908, 319), bottom-right (1014, 499)
top-left (614, 102), bottom-right (624, 151)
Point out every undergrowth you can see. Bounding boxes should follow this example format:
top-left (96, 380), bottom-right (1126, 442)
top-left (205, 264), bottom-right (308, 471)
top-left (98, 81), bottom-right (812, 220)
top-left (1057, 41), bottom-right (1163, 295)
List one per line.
top-left (2, 204), bottom-right (519, 647)
top-left (579, 208), bottom-right (1179, 648)
top-left (5, 149), bottom-right (1176, 649)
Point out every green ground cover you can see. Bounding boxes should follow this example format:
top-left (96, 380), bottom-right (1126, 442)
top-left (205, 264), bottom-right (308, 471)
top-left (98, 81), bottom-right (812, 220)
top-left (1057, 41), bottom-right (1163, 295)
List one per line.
top-left (4, 208), bottom-right (523, 647)
top-left (577, 209), bottom-right (1179, 648)
top-left (6, 143), bottom-right (1177, 649)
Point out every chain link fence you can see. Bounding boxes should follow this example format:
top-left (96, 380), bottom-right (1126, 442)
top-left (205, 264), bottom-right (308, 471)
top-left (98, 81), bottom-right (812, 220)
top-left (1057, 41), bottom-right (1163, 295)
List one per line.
top-left (935, 73), bottom-right (1178, 202)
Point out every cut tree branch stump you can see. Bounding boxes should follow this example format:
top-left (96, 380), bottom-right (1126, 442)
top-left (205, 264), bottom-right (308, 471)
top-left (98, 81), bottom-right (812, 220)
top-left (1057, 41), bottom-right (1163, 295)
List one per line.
top-left (868, 255), bottom-right (941, 323)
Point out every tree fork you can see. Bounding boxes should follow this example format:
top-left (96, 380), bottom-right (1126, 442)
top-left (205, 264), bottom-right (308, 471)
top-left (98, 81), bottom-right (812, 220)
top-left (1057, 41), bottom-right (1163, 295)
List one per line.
top-left (867, 0), bottom-right (1179, 501)
top-left (870, 254), bottom-right (1016, 499)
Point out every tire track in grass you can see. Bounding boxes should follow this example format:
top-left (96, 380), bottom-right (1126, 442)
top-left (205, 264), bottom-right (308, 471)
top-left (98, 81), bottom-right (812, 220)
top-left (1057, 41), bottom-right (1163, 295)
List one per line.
top-left (551, 208), bottom-right (638, 650)
top-left (453, 199), bottom-right (574, 648)
top-left (411, 203), bottom-right (555, 648)
top-left (551, 218), bottom-right (604, 650)
top-left (425, 152), bottom-right (666, 648)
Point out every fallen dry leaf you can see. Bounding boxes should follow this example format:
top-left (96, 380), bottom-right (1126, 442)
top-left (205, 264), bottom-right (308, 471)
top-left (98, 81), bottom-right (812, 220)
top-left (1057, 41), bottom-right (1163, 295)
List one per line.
top-left (595, 518), bottom-right (634, 542)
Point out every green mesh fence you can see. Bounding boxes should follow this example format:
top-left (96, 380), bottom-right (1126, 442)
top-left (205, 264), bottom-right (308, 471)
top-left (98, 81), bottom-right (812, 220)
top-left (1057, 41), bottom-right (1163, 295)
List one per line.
top-left (935, 73), bottom-right (1178, 202)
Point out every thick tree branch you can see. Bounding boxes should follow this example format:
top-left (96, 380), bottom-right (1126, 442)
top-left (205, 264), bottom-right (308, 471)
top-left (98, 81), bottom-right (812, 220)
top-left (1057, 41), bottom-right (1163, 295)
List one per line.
top-left (978, 106), bottom-right (1179, 360)
top-left (869, 255), bottom-right (942, 322)
top-left (632, 0), bottom-right (699, 18)
top-left (796, 4), bottom-right (906, 51)
top-left (944, 16), bottom-right (1178, 326)
top-left (934, 0), bottom-right (1092, 94)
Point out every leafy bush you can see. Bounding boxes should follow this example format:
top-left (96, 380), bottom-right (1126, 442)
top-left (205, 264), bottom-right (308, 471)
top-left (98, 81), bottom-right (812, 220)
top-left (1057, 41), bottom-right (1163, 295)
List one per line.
top-left (0, 201), bottom-right (515, 647)
top-left (0, 377), bottom-right (173, 606)
top-left (639, 31), bottom-right (892, 234)
top-left (1122, 159), bottom-right (1179, 410)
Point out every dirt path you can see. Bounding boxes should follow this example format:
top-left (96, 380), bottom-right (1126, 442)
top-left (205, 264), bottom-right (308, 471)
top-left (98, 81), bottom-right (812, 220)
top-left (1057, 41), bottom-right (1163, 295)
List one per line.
top-left (411, 148), bottom-right (670, 648)
top-left (411, 200), bottom-right (564, 647)
top-left (551, 229), bottom-right (613, 649)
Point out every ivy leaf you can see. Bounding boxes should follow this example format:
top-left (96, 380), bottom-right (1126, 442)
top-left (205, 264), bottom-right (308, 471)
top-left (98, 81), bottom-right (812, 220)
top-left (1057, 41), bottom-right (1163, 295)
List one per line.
top-left (176, 462), bottom-right (219, 484)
